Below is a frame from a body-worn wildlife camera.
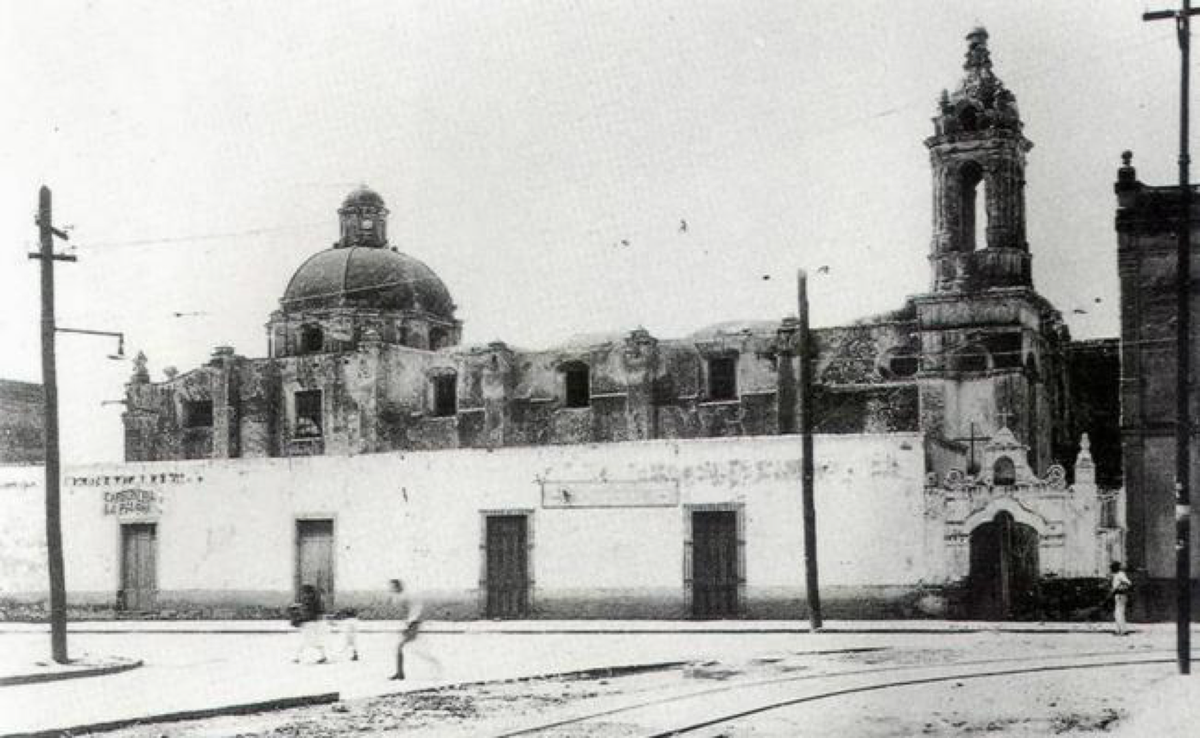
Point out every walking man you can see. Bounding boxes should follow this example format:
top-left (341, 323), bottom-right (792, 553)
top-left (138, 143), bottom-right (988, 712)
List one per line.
top-left (389, 578), bottom-right (424, 680)
top-left (1110, 561), bottom-right (1132, 636)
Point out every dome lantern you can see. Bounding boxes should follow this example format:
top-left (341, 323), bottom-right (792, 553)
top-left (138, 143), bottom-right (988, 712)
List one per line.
top-left (337, 185), bottom-right (389, 248)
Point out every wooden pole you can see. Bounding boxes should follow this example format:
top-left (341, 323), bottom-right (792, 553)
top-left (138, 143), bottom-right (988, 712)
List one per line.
top-left (1174, 0), bottom-right (1193, 676)
top-left (34, 185), bottom-right (70, 663)
top-left (798, 269), bottom-right (822, 630)
top-left (1145, 0), bottom-right (1198, 675)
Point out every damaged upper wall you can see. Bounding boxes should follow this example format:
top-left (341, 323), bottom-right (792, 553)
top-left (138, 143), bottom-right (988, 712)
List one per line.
top-left (811, 306), bottom-right (921, 435)
top-left (0, 380), bottom-right (44, 466)
top-left (124, 315), bottom-right (929, 461)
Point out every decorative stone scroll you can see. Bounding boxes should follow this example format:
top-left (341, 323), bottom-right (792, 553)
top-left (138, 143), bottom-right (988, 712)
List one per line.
top-left (1042, 464), bottom-right (1067, 491)
top-left (943, 468), bottom-right (968, 490)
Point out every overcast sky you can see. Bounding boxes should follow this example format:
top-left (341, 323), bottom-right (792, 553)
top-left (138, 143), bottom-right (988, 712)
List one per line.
top-left (0, 1), bottom-right (1187, 462)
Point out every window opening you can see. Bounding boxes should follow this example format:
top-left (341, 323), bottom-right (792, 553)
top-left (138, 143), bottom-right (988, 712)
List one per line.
top-left (294, 390), bottom-right (323, 438)
top-left (564, 364), bottom-right (590, 408)
top-left (300, 325), bottom-right (323, 354)
top-left (959, 161), bottom-right (985, 252)
top-left (432, 374), bottom-right (457, 417)
top-left (951, 344), bottom-right (989, 373)
top-left (990, 332), bottom-right (1023, 369)
top-left (888, 354), bottom-right (919, 378)
top-left (429, 327), bottom-right (448, 350)
top-left (707, 356), bottom-right (738, 401)
top-left (182, 400), bottom-right (213, 428)
top-left (993, 456), bottom-right (1017, 486)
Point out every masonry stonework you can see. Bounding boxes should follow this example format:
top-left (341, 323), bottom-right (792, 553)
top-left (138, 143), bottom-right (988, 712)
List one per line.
top-left (1114, 152), bottom-right (1200, 617)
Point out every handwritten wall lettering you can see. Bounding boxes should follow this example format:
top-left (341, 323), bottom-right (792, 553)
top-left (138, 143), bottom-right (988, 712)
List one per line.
top-left (70, 472), bottom-right (193, 487)
top-left (102, 488), bottom-right (160, 516)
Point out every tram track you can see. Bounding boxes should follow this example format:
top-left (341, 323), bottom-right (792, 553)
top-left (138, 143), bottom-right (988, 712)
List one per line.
top-left (485, 646), bottom-right (1186, 738)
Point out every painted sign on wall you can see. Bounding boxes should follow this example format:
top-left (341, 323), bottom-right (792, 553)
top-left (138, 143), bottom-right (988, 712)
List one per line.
top-left (103, 488), bottom-right (160, 516)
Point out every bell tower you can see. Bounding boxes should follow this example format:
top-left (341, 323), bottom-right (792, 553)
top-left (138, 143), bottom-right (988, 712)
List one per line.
top-left (913, 28), bottom-right (1072, 481)
top-left (927, 28), bottom-right (1032, 292)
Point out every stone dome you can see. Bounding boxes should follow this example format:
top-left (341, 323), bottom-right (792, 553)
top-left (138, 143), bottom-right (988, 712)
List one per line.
top-left (281, 246), bottom-right (456, 317)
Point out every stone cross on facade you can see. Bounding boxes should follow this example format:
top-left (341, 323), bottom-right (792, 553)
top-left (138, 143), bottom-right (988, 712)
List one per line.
top-left (954, 421), bottom-right (989, 474)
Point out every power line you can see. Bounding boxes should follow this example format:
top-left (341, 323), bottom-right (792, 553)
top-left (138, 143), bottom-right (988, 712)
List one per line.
top-left (57, 36), bottom-right (1165, 260)
top-left (77, 221), bottom-right (330, 251)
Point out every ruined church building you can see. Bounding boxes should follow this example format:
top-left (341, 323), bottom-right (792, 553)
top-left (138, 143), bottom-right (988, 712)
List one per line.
top-left (124, 29), bottom-right (1117, 492)
top-left (0, 29), bottom-right (1124, 623)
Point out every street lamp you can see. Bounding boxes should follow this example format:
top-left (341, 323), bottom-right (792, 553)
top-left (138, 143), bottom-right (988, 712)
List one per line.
top-left (57, 328), bottom-right (125, 361)
top-left (42, 326), bottom-right (125, 664)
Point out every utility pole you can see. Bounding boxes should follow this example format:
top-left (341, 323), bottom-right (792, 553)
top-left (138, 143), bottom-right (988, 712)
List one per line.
top-left (797, 269), bottom-right (822, 631)
top-left (29, 185), bottom-right (75, 664)
top-left (1144, 0), bottom-right (1199, 676)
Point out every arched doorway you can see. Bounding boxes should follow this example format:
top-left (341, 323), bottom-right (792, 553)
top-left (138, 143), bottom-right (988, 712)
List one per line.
top-left (967, 511), bottom-right (1040, 620)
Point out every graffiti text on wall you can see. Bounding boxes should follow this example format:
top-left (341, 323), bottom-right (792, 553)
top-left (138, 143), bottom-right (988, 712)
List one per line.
top-left (70, 471), bottom-right (197, 487)
top-left (103, 489), bottom-right (160, 516)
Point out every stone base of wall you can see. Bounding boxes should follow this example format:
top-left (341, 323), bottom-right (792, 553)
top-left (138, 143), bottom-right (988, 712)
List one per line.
top-left (0, 585), bottom-right (951, 622)
top-left (1128, 578), bottom-right (1200, 622)
top-left (9, 582), bottom-right (1169, 622)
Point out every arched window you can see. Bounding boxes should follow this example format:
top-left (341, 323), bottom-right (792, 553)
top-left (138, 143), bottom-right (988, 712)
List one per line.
top-left (993, 456), bottom-right (1016, 486)
top-left (959, 161), bottom-right (985, 252)
top-left (884, 352), bottom-right (919, 379)
top-left (563, 362), bottom-right (590, 408)
top-left (299, 325), bottom-right (323, 354)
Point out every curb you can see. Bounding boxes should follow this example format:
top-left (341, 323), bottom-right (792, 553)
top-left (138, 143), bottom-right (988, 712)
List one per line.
top-left (0, 659), bottom-right (142, 688)
top-left (0, 692), bottom-right (340, 738)
top-left (0, 624), bottom-right (1140, 636)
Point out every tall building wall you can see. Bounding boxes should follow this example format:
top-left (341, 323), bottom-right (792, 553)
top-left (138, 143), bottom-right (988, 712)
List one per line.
top-left (1114, 153), bottom-right (1200, 591)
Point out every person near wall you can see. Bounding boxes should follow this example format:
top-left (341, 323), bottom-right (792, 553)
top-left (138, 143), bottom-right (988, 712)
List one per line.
top-left (389, 578), bottom-right (428, 680)
top-left (331, 607), bottom-right (360, 661)
top-left (1109, 561), bottom-right (1132, 636)
top-left (292, 583), bottom-right (329, 663)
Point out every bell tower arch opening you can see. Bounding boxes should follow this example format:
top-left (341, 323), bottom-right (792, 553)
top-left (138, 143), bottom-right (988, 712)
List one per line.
top-left (959, 160), bottom-right (986, 253)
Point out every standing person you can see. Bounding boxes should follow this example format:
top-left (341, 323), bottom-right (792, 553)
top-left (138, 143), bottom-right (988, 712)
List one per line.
top-left (1110, 561), bottom-right (1132, 636)
top-left (332, 607), bottom-right (360, 661)
top-left (389, 578), bottom-right (423, 680)
top-left (293, 583), bottom-right (329, 664)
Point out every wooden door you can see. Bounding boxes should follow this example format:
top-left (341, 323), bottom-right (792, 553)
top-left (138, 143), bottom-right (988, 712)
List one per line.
top-left (120, 523), bottom-right (157, 611)
top-left (296, 519), bottom-right (335, 607)
top-left (485, 515), bottom-right (529, 618)
top-left (968, 512), bottom-right (1040, 620)
top-left (692, 511), bottom-right (739, 618)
